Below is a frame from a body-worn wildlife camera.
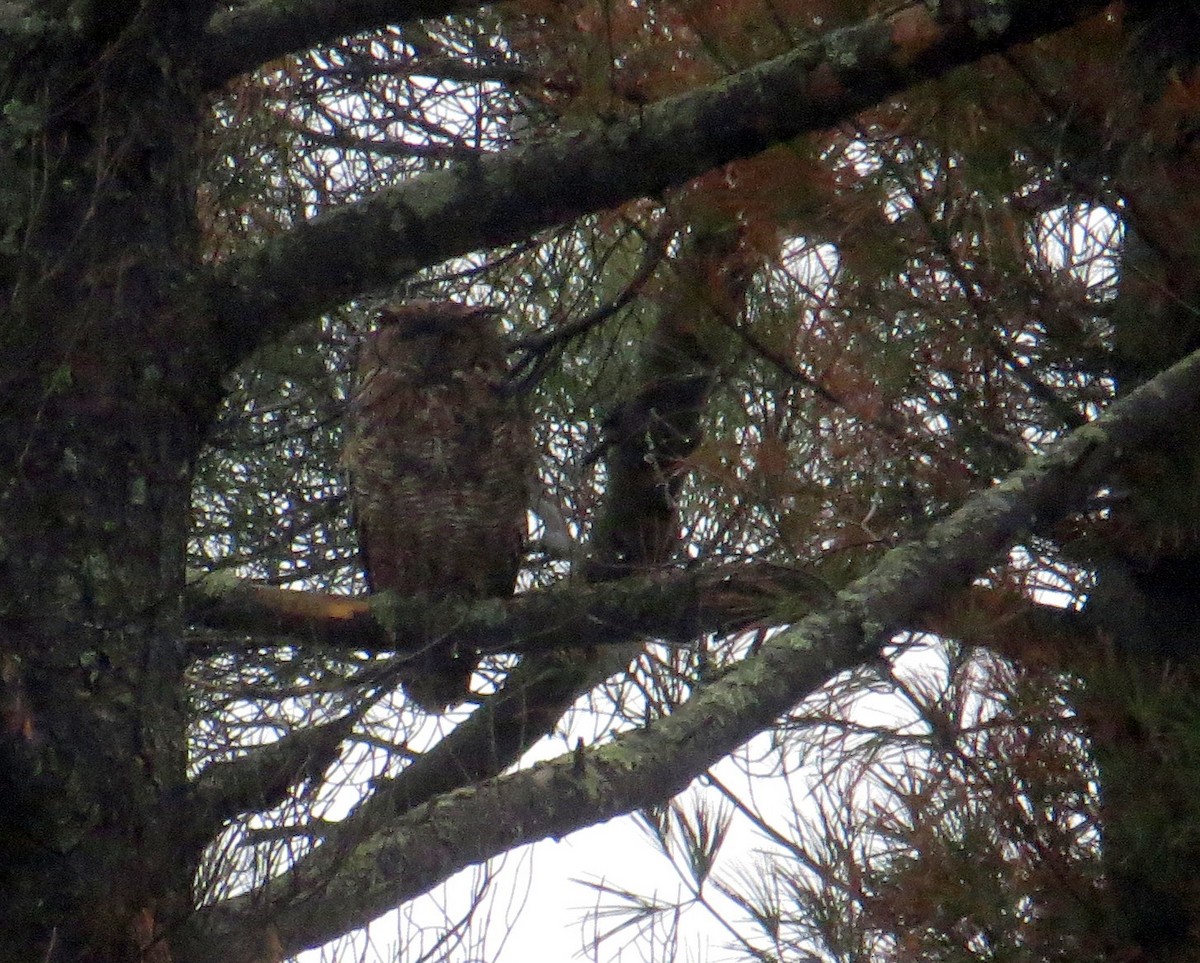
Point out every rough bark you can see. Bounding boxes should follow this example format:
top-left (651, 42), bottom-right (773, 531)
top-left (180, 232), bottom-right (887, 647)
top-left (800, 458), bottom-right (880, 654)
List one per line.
top-left (0, 9), bottom-right (212, 960)
top-left (185, 564), bottom-right (831, 658)
top-left (197, 0), bottom-right (486, 89)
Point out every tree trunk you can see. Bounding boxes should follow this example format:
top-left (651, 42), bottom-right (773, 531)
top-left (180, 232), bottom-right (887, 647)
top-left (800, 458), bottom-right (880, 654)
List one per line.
top-left (1077, 9), bottom-right (1200, 950)
top-left (0, 20), bottom-right (210, 960)
top-left (1081, 249), bottom-right (1200, 957)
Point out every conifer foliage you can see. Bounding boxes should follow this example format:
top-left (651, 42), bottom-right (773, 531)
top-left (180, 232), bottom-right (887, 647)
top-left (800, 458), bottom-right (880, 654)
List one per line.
top-left (2, 2), bottom-right (1199, 961)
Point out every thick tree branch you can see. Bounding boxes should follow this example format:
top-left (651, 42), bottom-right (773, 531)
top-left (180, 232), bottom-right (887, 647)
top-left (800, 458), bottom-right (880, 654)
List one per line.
top-left (185, 341), bottom-right (1200, 963)
top-left (197, 0), bottom-right (485, 89)
top-left (203, 0), bottom-right (1118, 371)
top-left (184, 565), bottom-right (831, 657)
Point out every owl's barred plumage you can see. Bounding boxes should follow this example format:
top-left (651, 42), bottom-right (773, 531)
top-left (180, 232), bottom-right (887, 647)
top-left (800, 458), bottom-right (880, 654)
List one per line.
top-left (345, 301), bottom-right (529, 711)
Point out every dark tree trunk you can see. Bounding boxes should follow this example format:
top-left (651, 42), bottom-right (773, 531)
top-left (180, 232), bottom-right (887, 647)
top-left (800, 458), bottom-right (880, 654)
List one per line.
top-left (0, 12), bottom-right (213, 959)
top-left (1077, 9), bottom-right (1200, 951)
top-left (1082, 264), bottom-right (1200, 958)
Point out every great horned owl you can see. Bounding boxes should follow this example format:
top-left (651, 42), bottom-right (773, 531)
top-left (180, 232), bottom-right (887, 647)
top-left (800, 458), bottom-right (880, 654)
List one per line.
top-left (345, 301), bottom-right (529, 710)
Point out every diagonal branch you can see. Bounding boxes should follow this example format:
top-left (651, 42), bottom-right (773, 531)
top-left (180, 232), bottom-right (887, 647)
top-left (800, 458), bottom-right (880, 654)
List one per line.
top-left (197, 0), bottom-right (485, 90)
top-left (184, 303), bottom-right (1200, 963)
top-left (202, 0), bottom-right (1118, 372)
top-left (186, 714), bottom-right (359, 852)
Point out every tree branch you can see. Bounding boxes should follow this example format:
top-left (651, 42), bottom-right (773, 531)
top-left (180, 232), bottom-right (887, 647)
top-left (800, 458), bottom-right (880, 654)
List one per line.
top-left (202, 0), bottom-right (1117, 372)
top-left (184, 565), bottom-right (832, 658)
top-left (185, 306), bottom-right (1200, 963)
top-left (197, 0), bottom-right (485, 90)
top-left (187, 714), bottom-right (358, 852)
